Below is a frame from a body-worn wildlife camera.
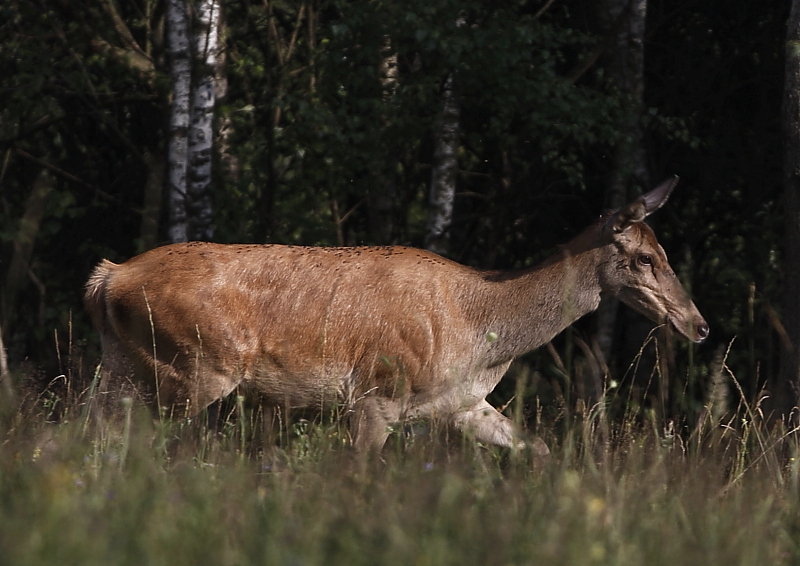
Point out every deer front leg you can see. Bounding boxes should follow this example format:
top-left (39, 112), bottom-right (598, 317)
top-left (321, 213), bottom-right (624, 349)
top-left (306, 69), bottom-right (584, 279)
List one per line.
top-left (350, 396), bottom-right (401, 452)
top-left (450, 399), bottom-right (550, 456)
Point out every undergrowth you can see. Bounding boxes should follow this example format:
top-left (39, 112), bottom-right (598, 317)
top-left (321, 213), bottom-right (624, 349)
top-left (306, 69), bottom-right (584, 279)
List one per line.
top-left (1, 352), bottom-right (800, 566)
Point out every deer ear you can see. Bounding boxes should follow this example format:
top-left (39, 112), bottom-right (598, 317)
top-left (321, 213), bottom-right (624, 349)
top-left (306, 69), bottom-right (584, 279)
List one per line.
top-left (605, 175), bottom-right (679, 235)
top-left (640, 175), bottom-right (679, 215)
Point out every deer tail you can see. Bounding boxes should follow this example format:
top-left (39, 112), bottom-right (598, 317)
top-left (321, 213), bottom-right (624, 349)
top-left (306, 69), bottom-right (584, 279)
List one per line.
top-left (84, 259), bottom-right (117, 333)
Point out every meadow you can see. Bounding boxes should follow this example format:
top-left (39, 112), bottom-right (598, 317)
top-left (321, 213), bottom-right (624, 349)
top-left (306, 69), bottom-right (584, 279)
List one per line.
top-left (1, 348), bottom-right (799, 566)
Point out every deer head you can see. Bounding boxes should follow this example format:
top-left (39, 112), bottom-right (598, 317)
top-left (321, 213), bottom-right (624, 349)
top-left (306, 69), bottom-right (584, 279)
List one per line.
top-left (599, 176), bottom-right (709, 343)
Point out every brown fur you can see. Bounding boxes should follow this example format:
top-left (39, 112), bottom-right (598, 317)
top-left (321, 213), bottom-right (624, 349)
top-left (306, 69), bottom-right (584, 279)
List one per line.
top-left (85, 179), bottom-right (707, 452)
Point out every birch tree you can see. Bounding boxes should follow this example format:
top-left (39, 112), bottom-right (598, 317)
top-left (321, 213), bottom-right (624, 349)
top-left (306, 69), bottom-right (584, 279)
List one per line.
top-left (186, 0), bottom-right (220, 241)
top-left (166, 0), bottom-right (191, 243)
top-left (781, 0), bottom-right (800, 415)
top-left (424, 18), bottom-right (464, 256)
top-left (166, 0), bottom-right (221, 243)
top-left (424, 72), bottom-right (459, 255)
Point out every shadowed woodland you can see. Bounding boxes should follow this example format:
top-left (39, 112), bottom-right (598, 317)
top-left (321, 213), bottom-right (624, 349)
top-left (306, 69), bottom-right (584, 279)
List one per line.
top-left (0, 0), bottom-right (796, 433)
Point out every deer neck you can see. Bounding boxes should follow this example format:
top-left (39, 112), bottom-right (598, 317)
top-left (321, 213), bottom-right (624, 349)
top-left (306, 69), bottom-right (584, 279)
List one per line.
top-left (478, 243), bottom-right (604, 365)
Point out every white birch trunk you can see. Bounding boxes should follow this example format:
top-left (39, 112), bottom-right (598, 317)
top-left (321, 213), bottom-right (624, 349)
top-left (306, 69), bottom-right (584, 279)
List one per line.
top-left (187, 0), bottom-right (220, 241)
top-left (424, 72), bottom-right (460, 256)
top-left (425, 18), bottom-right (465, 256)
top-left (166, 0), bottom-right (191, 243)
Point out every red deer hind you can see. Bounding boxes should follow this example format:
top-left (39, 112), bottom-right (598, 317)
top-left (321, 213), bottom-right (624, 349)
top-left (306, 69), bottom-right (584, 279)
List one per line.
top-left (85, 176), bottom-right (707, 452)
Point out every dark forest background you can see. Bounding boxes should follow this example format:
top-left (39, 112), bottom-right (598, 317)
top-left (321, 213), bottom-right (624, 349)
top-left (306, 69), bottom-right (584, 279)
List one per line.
top-left (0, 0), bottom-right (790, 430)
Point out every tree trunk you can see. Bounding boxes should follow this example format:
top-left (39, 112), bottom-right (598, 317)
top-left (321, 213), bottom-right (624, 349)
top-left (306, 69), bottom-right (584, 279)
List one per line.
top-left (594, 0), bottom-right (650, 389)
top-left (0, 320), bottom-right (13, 407)
top-left (186, 0), bottom-right (220, 241)
top-left (2, 169), bottom-right (54, 329)
top-left (424, 71), bottom-right (460, 256)
top-left (780, 0), bottom-right (800, 417)
top-left (166, 0), bottom-right (191, 243)
top-left (138, 150), bottom-right (165, 252)
top-left (214, 8), bottom-right (237, 187)
top-left (368, 38), bottom-right (399, 245)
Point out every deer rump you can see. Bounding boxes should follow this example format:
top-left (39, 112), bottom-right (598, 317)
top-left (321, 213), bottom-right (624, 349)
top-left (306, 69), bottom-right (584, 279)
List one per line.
top-left (85, 177), bottom-right (707, 452)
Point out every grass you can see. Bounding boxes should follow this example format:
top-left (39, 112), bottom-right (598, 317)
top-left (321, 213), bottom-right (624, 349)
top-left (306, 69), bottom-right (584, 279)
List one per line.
top-left (1, 358), bottom-right (800, 565)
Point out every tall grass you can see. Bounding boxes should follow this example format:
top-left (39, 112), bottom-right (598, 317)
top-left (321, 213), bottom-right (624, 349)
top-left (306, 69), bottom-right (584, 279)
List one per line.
top-left (1, 354), bottom-right (799, 565)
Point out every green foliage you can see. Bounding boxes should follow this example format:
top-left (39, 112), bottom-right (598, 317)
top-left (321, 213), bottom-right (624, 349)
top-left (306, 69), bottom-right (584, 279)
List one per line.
top-left (221, 0), bottom-right (626, 249)
top-left (0, 0), bottom-right (791, 421)
top-left (0, 0), bottom-right (166, 361)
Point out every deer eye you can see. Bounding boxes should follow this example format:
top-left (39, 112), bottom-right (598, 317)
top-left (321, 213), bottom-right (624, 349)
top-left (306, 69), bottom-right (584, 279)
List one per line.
top-left (637, 254), bottom-right (653, 267)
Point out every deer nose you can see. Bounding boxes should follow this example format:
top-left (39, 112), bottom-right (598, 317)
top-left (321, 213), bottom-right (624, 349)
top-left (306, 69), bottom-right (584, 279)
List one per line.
top-left (695, 319), bottom-right (709, 342)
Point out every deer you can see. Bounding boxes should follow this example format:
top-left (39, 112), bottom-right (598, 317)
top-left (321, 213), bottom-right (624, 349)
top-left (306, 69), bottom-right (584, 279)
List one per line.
top-left (84, 176), bottom-right (707, 454)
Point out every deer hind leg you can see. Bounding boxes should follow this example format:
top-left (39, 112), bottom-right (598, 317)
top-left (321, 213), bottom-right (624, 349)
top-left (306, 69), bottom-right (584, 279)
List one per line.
top-left (157, 365), bottom-right (243, 421)
top-left (451, 400), bottom-right (550, 456)
top-left (121, 346), bottom-right (241, 421)
top-left (89, 331), bottom-right (149, 429)
top-left (450, 399), bottom-right (531, 451)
